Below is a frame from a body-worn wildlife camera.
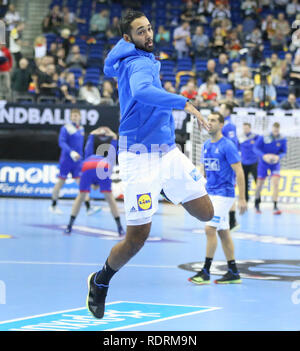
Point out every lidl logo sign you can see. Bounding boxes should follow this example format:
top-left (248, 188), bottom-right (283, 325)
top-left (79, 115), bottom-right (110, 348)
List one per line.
top-left (0, 301), bottom-right (219, 331)
top-left (137, 193), bottom-right (152, 211)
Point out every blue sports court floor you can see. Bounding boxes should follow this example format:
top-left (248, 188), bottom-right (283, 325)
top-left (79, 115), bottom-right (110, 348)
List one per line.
top-left (0, 197), bottom-right (299, 331)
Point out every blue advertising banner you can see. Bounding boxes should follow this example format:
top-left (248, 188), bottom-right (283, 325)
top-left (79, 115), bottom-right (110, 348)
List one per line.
top-left (0, 161), bottom-right (104, 199)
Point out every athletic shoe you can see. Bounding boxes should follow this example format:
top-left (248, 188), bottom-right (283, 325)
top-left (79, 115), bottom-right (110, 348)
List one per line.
top-left (86, 206), bottom-right (102, 216)
top-left (230, 221), bottom-right (240, 232)
top-left (49, 205), bottom-right (63, 215)
top-left (188, 269), bottom-right (210, 285)
top-left (214, 270), bottom-right (242, 284)
top-left (117, 225), bottom-right (125, 236)
top-left (86, 272), bottom-right (108, 319)
top-left (273, 208), bottom-right (282, 215)
top-left (64, 225), bottom-right (72, 235)
top-left (255, 204), bottom-right (262, 214)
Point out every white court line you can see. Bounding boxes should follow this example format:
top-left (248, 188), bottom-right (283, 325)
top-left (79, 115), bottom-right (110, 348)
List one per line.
top-left (0, 260), bottom-right (178, 269)
top-left (107, 307), bottom-right (221, 331)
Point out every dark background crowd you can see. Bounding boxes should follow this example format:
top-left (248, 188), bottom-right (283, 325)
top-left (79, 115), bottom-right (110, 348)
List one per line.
top-left (1, 0), bottom-right (300, 111)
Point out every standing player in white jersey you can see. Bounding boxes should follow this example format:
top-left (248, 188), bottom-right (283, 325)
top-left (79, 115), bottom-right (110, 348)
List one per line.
top-left (189, 111), bottom-right (247, 285)
top-left (85, 10), bottom-right (214, 319)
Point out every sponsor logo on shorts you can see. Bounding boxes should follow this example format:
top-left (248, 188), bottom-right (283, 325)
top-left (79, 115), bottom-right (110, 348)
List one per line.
top-left (137, 193), bottom-right (152, 211)
top-left (211, 215), bottom-right (221, 223)
top-left (189, 168), bottom-right (201, 181)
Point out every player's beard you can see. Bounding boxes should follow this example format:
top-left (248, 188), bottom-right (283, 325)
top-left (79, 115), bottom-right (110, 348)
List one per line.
top-left (129, 35), bottom-right (154, 53)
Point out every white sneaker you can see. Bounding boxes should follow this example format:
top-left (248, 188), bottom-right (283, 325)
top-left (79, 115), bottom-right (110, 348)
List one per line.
top-left (49, 205), bottom-right (63, 215)
top-left (86, 206), bottom-right (102, 216)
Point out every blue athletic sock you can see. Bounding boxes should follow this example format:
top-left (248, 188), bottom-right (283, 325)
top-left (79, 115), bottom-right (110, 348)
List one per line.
top-left (95, 259), bottom-right (117, 286)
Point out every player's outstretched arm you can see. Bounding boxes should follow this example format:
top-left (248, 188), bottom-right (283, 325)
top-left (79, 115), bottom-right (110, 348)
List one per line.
top-left (184, 101), bottom-right (209, 131)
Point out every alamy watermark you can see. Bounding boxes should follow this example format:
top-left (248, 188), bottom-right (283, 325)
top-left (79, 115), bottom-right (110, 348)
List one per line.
top-left (291, 280), bottom-right (300, 305)
top-left (0, 280), bottom-right (6, 304)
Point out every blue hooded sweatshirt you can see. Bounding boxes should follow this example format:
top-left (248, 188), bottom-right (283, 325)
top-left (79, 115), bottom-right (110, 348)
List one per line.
top-left (103, 39), bottom-right (188, 153)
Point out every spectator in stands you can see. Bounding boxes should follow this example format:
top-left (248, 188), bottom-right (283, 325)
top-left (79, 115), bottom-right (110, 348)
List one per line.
top-left (281, 52), bottom-right (293, 83)
top-left (42, 5), bottom-right (62, 34)
top-left (47, 42), bottom-right (58, 58)
top-left (266, 53), bottom-right (284, 86)
top-left (234, 66), bottom-right (255, 91)
top-left (228, 61), bottom-right (241, 85)
top-left (279, 93), bottom-right (300, 109)
top-left (11, 57), bottom-right (32, 98)
top-left (0, 0), bottom-right (8, 19)
top-left (79, 82), bottom-right (101, 105)
top-left (253, 80), bottom-right (277, 108)
top-left (219, 88), bottom-right (240, 107)
top-left (58, 28), bottom-right (71, 58)
top-left (60, 72), bottom-right (78, 104)
top-left (59, 7), bottom-right (78, 35)
top-left (196, 0), bottom-right (215, 24)
top-left (9, 22), bottom-right (27, 67)
top-left (180, 0), bottom-right (198, 27)
top-left (66, 45), bottom-right (87, 69)
top-left (34, 36), bottom-right (47, 59)
top-left (259, 0), bottom-right (275, 10)
top-left (239, 89), bottom-right (257, 108)
top-left (0, 43), bottom-right (12, 100)
top-left (220, 17), bottom-right (232, 38)
top-left (163, 80), bottom-right (176, 93)
top-left (155, 25), bottom-right (170, 47)
top-left (211, 3), bottom-right (231, 28)
top-left (235, 24), bottom-right (246, 45)
top-left (173, 21), bottom-right (191, 59)
top-left (274, 0), bottom-right (289, 11)
top-left (241, 0), bottom-right (258, 18)
top-left (226, 29), bottom-right (242, 60)
top-left (271, 29), bottom-right (288, 52)
top-left (286, 0), bottom-right (300, 18)
top-left (197, 75), bottom-right (221, 108)
top-left (89, 9), bottom-right (110, 38)
top-left (60, 6), bottom-right (86, 35)
top-left (215, 53), bottom-right (230, 83)
top-left (275, 13), bottom-right (290, 37)
top-left (202, 58), bottom-right (219, 83)
top-left (261, 14), bottom-right (276, 41)
top-left (210, 26), bottom-right (226, 58)
top-left (4, 4), bottom-right (21, 46)
top-left (54, 47), bottom-right (67, 73)
top-left (191, 25), bottom-right (209, 58)
top-left (288, 54), bottom-right (300, 97)
top-left (245, 27), bottom-right (263, 66)
top-left (181, 80), bottom-right (198, 104)
top-left (100, 80), bottom-right (115, 105)
top-left (37, 63), bottom-right (58, 98)
top-left (106, 16), bottom-right (121, 39)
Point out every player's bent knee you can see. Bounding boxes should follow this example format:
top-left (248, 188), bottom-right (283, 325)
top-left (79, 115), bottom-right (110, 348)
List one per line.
top-left (182, 195), bottom-right (214, 222)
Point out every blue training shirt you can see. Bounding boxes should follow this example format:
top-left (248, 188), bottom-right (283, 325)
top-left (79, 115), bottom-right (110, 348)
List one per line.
top-left (222, 115), bottom-right (239, 148)
top-left (201, 136), bottom-right (241, 197)
top-left (238, 132), bottom-right (259, 165)
top-left (253, 133), bottom-right (287, 164)
top-left (103, 39), bottom-right (188, 153)
top-left (58, 122), bottom-right (84, 163)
